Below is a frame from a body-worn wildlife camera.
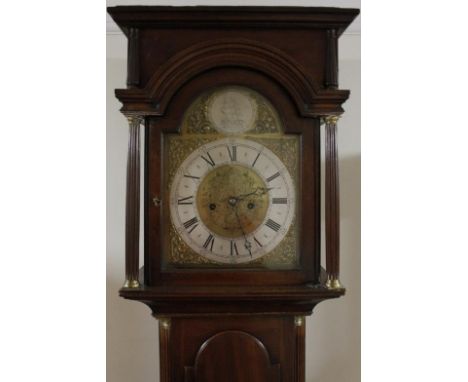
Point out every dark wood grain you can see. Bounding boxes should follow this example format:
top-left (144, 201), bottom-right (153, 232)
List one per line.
top-left (295, 317), bottom-right (306, 382)
top-left (121, 282), bottom-right (343, 316)
top-left (108, 6), bottom-right (359, 35)
top-left (325, 28), bottom-right (339, 89)
top-left (158, 318), bottom-right (171, 382)
top-left (113, 37), bottom-right (350, 116)
top-left (185, 331), bottom-right (280, 382)
top-left (126, 28), bottom-right (140, 88)
top-left (161, 316), bottom-right (299, 382)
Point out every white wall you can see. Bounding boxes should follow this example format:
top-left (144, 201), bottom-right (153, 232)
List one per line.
top-left (106, 27), bottom-right (360, 382)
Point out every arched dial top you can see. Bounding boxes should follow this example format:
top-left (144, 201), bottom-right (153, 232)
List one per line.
top-left (170, 138), bottom-right (295, 264)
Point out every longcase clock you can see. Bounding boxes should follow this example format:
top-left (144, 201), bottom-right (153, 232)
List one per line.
top-left (108, 6), bottom-right (359, 382)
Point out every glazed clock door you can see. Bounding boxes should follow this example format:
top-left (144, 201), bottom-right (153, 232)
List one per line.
top-left (145, 70), bottom-right (321, 287)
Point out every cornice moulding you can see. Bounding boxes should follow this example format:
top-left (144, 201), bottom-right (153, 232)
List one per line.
top-left (106, 9), bottom-right (360, 35)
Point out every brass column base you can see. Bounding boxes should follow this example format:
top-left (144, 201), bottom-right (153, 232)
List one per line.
top-left (123, 279), bottom-right (140, 288)
top-left (325, 276), bottom-right (344, 290)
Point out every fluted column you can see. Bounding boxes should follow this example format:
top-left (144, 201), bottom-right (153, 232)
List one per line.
top-left (323, 115), bottom-right (343, 290)
top-left (123, 115), bottom-right (143, 288)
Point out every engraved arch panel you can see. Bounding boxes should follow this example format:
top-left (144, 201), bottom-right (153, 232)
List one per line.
top-left (185, 330), bottom-right (280, 382)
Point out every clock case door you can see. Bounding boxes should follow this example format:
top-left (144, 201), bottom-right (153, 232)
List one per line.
top-left (145, 68), bottom-right (321, 287)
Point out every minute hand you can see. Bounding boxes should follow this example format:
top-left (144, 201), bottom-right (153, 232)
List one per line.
top-left (235, 187), bottom-right (274, 201)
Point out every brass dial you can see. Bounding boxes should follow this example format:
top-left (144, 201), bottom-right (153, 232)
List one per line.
top-left (196, 164), bottom-right (269, 238)
top-left (170, 137), bottom-right (295, 264)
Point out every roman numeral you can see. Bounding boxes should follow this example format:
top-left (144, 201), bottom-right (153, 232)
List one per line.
top-left (183, 217), bottom-right (198, 231)
top-left (253, 236), bottom-right (263, 247)
top-left (203, 234), bottom-right (215, 251)
top-left (266, 172), bottom-right (280, 183)
top-left (265, 218), bottom-right (281, 232)
top-left (184, 174), bottom-right (200, 180)
top-left (201, 152), bottom-right (215, 167)
top-left (272, 197), bottom-right (288, 204)
top-left (227, 145), bottom-right (237, 162)
top-left (177, 196), bottom-right (194, 205)
top-left (230, 241), bottom-right (239, 256)
top-left (251, 152), bottom-right (261, 168)
top-left (187, 224), bottom-right (198, 234)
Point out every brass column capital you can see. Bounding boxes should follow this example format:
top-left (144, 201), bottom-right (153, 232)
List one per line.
top-left (159, 318), bottom-right (171, 330)
top-left (125, 114), bottom-right (144, 125)
top-left (294, 316), bottom-right (305, 327)
top-left (322, 115), bottom-right (341, 125)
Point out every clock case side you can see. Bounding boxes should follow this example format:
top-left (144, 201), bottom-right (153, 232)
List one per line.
top-left (144, 67), bottom-right (321, 287)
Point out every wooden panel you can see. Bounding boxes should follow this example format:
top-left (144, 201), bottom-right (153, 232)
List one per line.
top-left (162, 316), bottom-right (299, 382)
top-left (138, 28), bottom-right (327, 89)
top-left (185, 331), bottom-right (280, 382)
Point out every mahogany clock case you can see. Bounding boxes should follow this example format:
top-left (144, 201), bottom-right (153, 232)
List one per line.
top-left (107, 6), bottom-right (359, 290)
